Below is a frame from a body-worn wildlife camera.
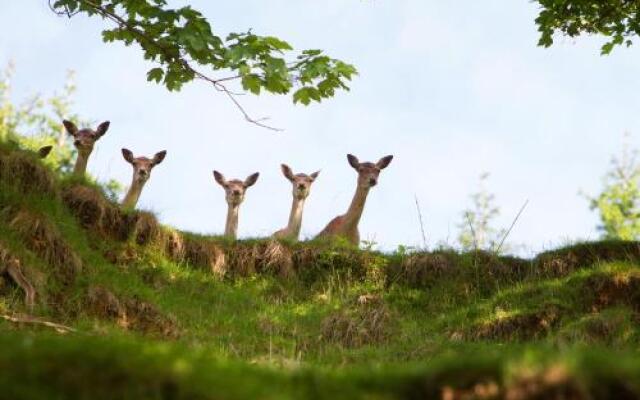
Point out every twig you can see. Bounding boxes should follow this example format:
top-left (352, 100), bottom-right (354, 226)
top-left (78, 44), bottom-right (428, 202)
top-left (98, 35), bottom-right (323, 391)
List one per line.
top-left (466, 212), bottom-right (481, 294)
top-left (60, 0), bottom-right (282, 131)
top-left (48, 0), bottom-right (80, 17)
top-left (495, 199), bottom-right (529, 254)
top-left (1, 313), bottom-right (76, 334)
top-left (465, 212), bottom-right (479, 252)
top-left (414, 195), bottom-right (428, 250)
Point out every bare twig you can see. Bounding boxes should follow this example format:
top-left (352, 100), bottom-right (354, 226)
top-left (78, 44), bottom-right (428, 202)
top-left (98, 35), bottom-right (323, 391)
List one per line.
top-left (465, 212), bottom-right (479, 252)
top-left (48, 0), bottom-right (80, 17)
top-left (1, 313), bottom-right (76, 334)
top-left (466, 211), bottom-right (481, 293)
top-left (58, 0), bottom-right (282, 131)
top-left (414, 195), bottom-right (428, 250)
top-left (495, 199), bottom-right (529, 254)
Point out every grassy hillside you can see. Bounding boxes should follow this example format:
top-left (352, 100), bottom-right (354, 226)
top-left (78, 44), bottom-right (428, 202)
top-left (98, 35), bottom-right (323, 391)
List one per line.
top-left (2, 140), bottom-right (640, 399)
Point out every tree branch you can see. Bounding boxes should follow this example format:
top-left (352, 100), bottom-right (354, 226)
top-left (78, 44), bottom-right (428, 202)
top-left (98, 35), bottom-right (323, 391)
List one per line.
top-left (65, 0), bottom-right (283, 131)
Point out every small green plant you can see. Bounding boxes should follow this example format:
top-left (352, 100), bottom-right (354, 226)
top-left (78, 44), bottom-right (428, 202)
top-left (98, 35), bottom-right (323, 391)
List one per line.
top-left (585, 134), bottom-right (640, 240)
top-left (457, 172), bottom-right (507, 252)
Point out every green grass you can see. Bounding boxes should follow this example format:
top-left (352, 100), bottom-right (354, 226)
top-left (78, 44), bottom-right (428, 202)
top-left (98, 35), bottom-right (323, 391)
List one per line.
top-left (2, 141), bottom-right (640, 398)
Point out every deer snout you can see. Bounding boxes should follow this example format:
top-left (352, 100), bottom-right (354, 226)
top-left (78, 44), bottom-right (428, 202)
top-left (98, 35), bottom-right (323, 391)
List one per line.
top-left (232, 189), bottom-right (241, 196)
top-left (369, 178), bottom-right (378, 186)
top-left (73, 140), bottom-right (81, 147)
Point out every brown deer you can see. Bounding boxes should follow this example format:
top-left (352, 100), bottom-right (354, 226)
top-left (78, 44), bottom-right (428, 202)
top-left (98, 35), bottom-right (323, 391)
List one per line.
top-left (213, 170), bottom-right (259, 239)
top-left (0, 245), bottom-right (35, 309)
top-left (273, 164), bottom-right (320, 241)
top-left (63, 119), bottom-right (110, 176)
top-left (316, 154), bottom-right (393, 245)
top-left (121, 148), bottom-right (167, 209)
top-left (37, 145), bottom-right (53, 159)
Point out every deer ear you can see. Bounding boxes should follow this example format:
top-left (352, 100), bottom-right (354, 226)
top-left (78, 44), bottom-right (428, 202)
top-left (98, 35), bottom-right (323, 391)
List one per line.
top-left (63, 120), bottom-right (78, 137)
top-left (95, 121), bottom-right (110, 138)
top-left (376, 155), bottom-right (394, 169)
top-left (281, 164), bottom-right (294, 181)
top-left (213, 170), bottom-right (226, 186)
top-left (152, 150), bottom-right (167, 166)
top-left (121, 148), bottom-right (134, 164)
top-left (310, 170), bottom-right (321, 181)
top-left (244, 172), bottom-right (260, 188)
top-left (347, 154), bottom-right (360, 170)
top-left (38, 146), bottom-right (53, 159)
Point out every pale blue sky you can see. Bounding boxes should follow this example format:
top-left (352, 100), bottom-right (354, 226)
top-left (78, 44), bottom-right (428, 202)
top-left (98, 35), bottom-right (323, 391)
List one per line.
top-left (2, 1), bottom-right (639, 255)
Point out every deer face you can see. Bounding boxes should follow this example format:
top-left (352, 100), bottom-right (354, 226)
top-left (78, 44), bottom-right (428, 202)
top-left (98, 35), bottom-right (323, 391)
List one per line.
top-left (347, 154), bottom-right (394, 189)
top-left (122, 148), bottom-right (167, 183)
top-left (63, 120), bottom-right (110, 155)
top-left (281, 164), bottom-right (320, 200)
top-left (214, 170), bottom-right (259, 207)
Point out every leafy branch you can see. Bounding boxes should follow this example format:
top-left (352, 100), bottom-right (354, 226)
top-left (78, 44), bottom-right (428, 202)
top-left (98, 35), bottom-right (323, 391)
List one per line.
top-left (49, 0), bottom-right (357, 130)
top-left (536, 0), bottom-right (640, 55)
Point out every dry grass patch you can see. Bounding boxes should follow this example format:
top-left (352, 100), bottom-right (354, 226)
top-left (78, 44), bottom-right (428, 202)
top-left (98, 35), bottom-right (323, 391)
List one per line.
top-left (387, 252), bottom-right (461, 288)
top-left (439, 365), bottom-right (585, 400)
top-left (7, 209), bottom-right (81, 285)
top-left (182, 237), bottom-right (226, 276)
top-left (535, 241), bottom-right (640, 278)
top-left (87, 285), bottom-right (180, 338)
top-left (321, 295), bottom-right (395, 348)
top-left (62, 185), bottom-right (136, 241)
top-left (583, 271), bottom-right (640, 312)
top-left (504, 364), bottom-right (584, 400)
top-left (0, 148), bottom-right (56, 196)
top-left (133, 211), bottom-right (162, 246)
top-left (263, 240), bottom-right (294, 279)
top-left (473, 306), bottom-right (562, 341)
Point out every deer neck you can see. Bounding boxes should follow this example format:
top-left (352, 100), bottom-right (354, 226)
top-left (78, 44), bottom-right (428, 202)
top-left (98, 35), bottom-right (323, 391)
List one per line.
top-left (225, 204), bottom-right (240, 238)
top-left (343, 184), bottom-right (370, 230)
top-left (285, 196), bottom-right (306, 238)
top-left (122, 177), bottom-right (146, 209)
top-left (73, 150), bottom-right (91, 176)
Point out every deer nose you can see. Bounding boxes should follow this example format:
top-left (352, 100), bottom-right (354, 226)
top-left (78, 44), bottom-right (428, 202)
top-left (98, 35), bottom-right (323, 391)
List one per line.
top-left (369, 178), bottom-right (377, 186)
top-left (74, 140), bottom-right (81, 147)
top-left (139, 170), bottom-right (148, 176)
top-left (233, 189), bottom-right (241, 195)
top-left (297, 184), bottom-right (305, 190)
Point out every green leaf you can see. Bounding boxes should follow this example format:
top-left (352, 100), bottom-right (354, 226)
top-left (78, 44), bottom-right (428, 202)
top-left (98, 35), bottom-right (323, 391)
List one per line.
top-left (146, 68), bottom-right (164, 83)
top-left (293, 87), bottom-right (321, 106)
top-left (241, 74), bottom-right (262, 95)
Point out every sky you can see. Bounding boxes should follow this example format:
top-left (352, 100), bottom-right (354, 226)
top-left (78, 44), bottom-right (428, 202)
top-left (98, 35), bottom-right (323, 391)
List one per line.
top-left (2, 1), bottom-right (640, 256)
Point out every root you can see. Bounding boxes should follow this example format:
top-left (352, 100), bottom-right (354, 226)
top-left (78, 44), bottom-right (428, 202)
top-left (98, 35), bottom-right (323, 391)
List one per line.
top-left (0, 243), bottom-right (37, 309)
top-left (1, 313), bottom-right (75, 334)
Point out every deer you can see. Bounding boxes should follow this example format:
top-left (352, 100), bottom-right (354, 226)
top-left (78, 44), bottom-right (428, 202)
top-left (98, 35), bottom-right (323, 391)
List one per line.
top-left (316, 154), bottom-right (393, 246)
top-left (62, 119), bottom-right (110, 176)
top-left (121, 148), bottom-right (167, 209)
top-left (37, 145), bottom-right (53, 159)
top-left (273, 164), bottom-right (320, 241)
top-left (0, 245), bottom-right (35, 309)
top-left (213, 170), bottom-right (260, 239)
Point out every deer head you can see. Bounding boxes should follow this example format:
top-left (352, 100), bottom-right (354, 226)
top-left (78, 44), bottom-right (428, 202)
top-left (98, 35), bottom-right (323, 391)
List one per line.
top-left (37, 145), bottom-right (53, 159)
top-left (122, 148), bottom-right (167, 183)
top-left (213, 170), bottom-right (259, 207)
top-left (347, 154), bottom-right (394, 189)
top-left (63, 120), bottom-right (110, 155)
top-left (281, 164), bottom-right (320, 200)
